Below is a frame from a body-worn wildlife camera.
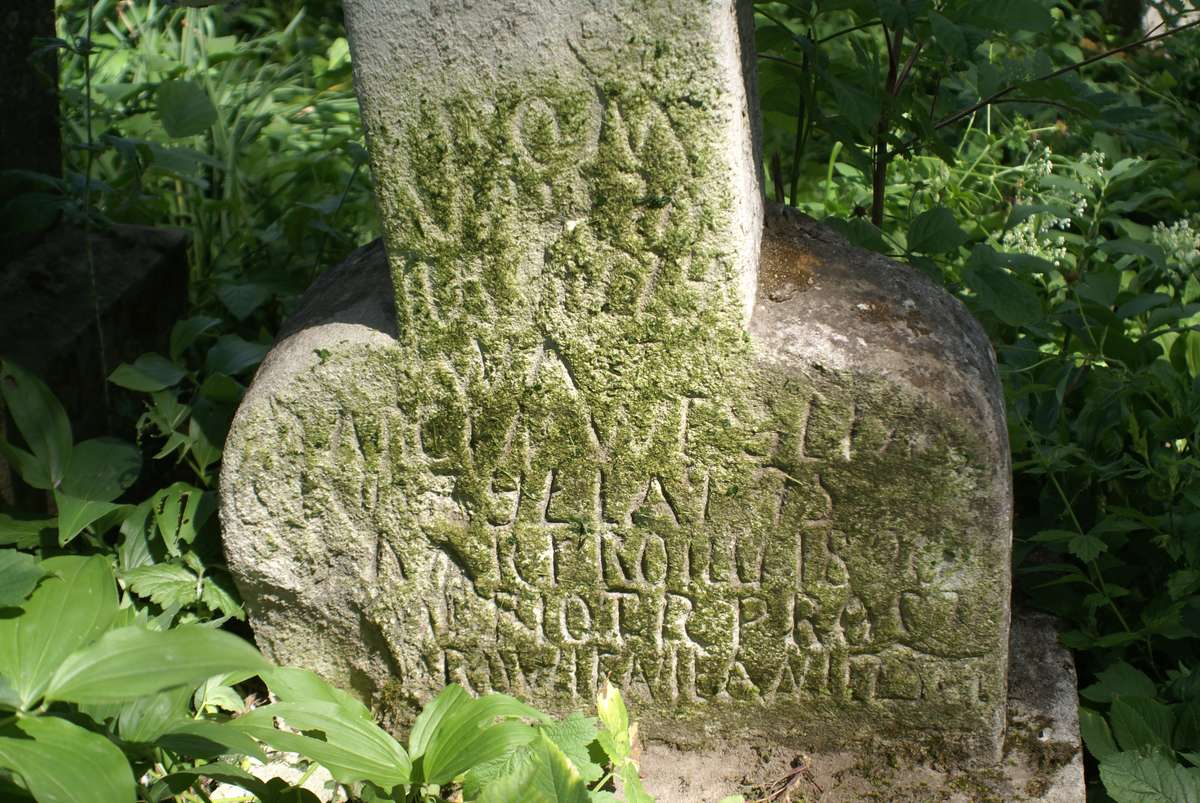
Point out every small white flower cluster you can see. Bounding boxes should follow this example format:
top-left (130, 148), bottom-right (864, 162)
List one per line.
top-left (1002, 205), bottom-right (1070, 268)
top-left (1032, 143), bottom-right (1054, 178)
top-left (1152, 218), bottom-right (1200, 268)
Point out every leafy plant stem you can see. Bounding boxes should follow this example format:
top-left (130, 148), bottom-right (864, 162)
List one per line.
top-left (82, 0), bottom-right (112, 430)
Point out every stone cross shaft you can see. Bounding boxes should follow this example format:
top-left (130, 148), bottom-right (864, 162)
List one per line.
top-left (221, 0), bottom-right (1015, 770)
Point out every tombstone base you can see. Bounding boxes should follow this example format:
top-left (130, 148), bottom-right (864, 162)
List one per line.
top-left (639, 611), bottom-right (1084, 802)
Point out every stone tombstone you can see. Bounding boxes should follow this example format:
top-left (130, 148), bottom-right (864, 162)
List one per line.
top-left (221, 0), bottom-right (1012, 765)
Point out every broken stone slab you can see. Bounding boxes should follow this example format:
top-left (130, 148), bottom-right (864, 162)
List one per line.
top-left (640, 610), bottom-right (1084, 802)
top-left (222, 201), bottom-right (1012, 764)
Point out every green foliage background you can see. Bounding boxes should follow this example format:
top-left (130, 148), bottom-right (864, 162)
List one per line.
top-left (3, 0), bottom-right (1200, 800)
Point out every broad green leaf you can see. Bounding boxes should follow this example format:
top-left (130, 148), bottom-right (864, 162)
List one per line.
top-left (117, 685), bottom-right (194, 743)
top-left (1178, 701), bottom-right (1200, 752)
top-left (108, 353), bottom-right (186, 392)
top-left (1110, 697), bottom-right (1175, 753)
top-left (234, 701), bottom-right (411, 787)
top-left (478, 732), bottom-right (590, 803)
top-left (206, 335), bottom-right (269, 377)
top-left (60, 437), bottom-right (142, 501)
top-left (929, 12), bottom-right (968, 59)
top-left (1079, 707), bottom-right (1119, 760)
top-left (157, 718), bottom-right (267, 762)
top-left (156, 80), bottom-right (218, 138)
top-left (170, 316), bottom-right (222, 361)
top-left (0, 514), bottom-right (53, 549)
top-left (0, 715), bottom-right (135, 803)
top-left (0, 360), bottom-right (72, 489)
top-left (418, 689), bottom-right (544, 785)
top-left (44, 625), bottom-right (270, 704)
top-left (963, 248), bottom-right (1042, 327)
top-left (149, 762), bottom-right (273, 801)
top-left (124, 563), bottom-right (200, 608)
top-left (1100, 750), bottom-right (1200, 803)
top-left (1081, 662), bottom-right (1157, 703)
top-left (907, 207), bottom-right (969, 254)
top-left (0, 675), bottom-right (19, 709)
top-left (0, 555), bottom-right (117, 708)
top-left (263, 666), bottom-right (373, 721)
top-left (53, 491), bottom-right (124, 546)
top-left (0, 550), bottom-right (46, 607)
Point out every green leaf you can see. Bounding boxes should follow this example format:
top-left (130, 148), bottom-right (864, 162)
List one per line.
top-left (415, 686), bottom-right (544, 785)
top-left (929, 12), bottom-right (968, 59)
top-left (152, 483), bottom-right (215, 555)
top-left (963, 247), bottom-right (1042, 327)
top-left (1082, 662), bottom-right (1158, 703)
top-left (44, 625), bottom-right (270, 704)
top-left (0, 715), bottom-right (135, 803)
top-left (53, 491), bottom-right (124, 546)
top-left (116, 685), bottom-right (194, 743)
top-left (60, 437), bottom-right (142, 502)
top-left (620, 761), bottom-right (655, 803)
top-left (201, 575), bottom-right (244, 619)
top-left (907, 207), bottom-right (969, 254)
top-left (478, 732), bottom-right (590, 803)
top-left (0, 550), bottom-right (47, 607)
top-left (156, 80), bottom-right (217, 138)
top-left (1100, 750), bottom-right (1200, 803)
top-left (1069, 533), bottom-right (1107, 562)
top-left (150, 762), bottom-right (274, 800)
top-left (263, 666), bottom-right (373, 721)
top-left (108, 353), bottom-right (187, 392)
top-left (1110, 697), bottom-right (1175, 753)
top-left (0, 555), bottom-right (117, 708)
top-left (234, 701), bottom-right (411, 787)
top-left (595, 681), bottom-right (632, 764)
top-left (0, 360), bottom-right (72, 489)
top-left (206, 335), bottom-right (269, 377)
top-left (170, 316), bottom-right (222, 362)
top-left (542, 713), bottom-right (602, 783)
top-left (1079, 707), bottom-right (1119, 760)
top-left (0, 513), bottom-right (53, 549)
top-left (124, 563), bottom-right (200, 608)
top-left (157, 718), bottom-right (268, 762)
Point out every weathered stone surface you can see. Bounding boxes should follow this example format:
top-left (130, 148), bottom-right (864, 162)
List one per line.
top-left (639, 611), bottom-right (1083, 802)
top-left (222, 0), bottom-right (1012, 765)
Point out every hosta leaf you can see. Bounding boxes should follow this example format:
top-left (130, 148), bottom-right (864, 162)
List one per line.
top-left (263, 666), bottom-right (373, 721)
top-left (59, 437), bottom-right (142, 502)
top-left (1099, 750), bottom-right (1200, 803)
top-left (149, 762), bottom-right (272, 801)
top-left (0, 513), bottom-right (53, 549)
top-left (0, 360), bottom-right (72, 490)
top-left (116, 685), bottom-right (193, 743)
top-left (412, 684), bottom-right (545, 784)
top-left (0, 555), bottom-right (117, 708)
top-left (124, 563), bottom-right (200, 608)
top-left (44, 625), bottom-right (270, 704)
top-left (234, 701), bottom-right (410, 787)
top-left (157, 718), bottom-right (267, 762)
top-left (0, 549), bottom-right (47, 607)
top-left (0, 715), bottom-right (135, 803)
